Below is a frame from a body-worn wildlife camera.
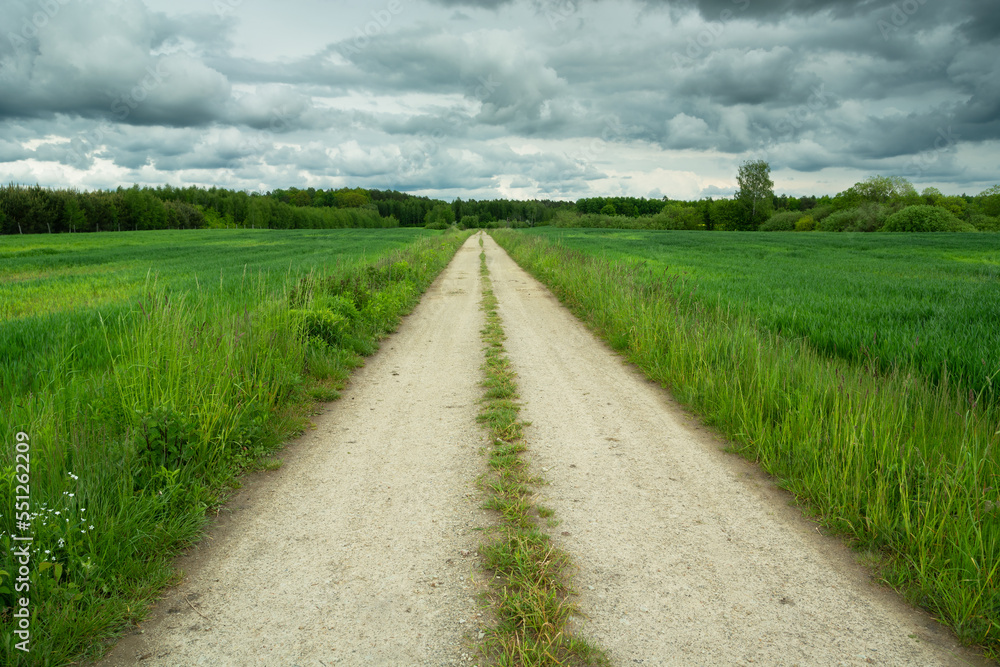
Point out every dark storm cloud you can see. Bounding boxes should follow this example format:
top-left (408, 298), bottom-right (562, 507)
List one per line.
top-left (959, 3), bottom-right (1000, 43)
top-left (0, 0), bottom-right (231, 124)
top-left (0, 0), bottom-right (325, 134)
top-left (677, 0), bottom-right (884, 21)
top-left (1, 0), bottom-right (997, 197)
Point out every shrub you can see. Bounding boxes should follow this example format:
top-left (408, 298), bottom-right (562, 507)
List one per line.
top-left (795, 215), bottom-right (815, 231)
top-left (551, 210), bottom-right (578, 227)
top-left (809, 205), bottom-right (834, 222)
top-left (760, 211), bottom-right (799, 231)
top-left (291, 308), bottom-right (350, 347)
top-left (817, 204), bottom-right (890, 232)
top-left (851, 203), bottom-right (891, 232)
top-left (882, 205), bottom-right (976, 232)
top-left (970, 214), bottom-right (1000, 232)
top-left (818, 208), bottom-right (856, 232)
top-left (653, 203), bottom-right (702, 230)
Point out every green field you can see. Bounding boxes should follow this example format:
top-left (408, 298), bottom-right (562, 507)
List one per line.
top-left (0, 228), bottom-right (433, 320)
top-left (493, 228), bottom-right (1000, 656)
top-left (1, 229), bottom-right (434, 400)
top-left (0, 227), bottom-right (466, 665)
top-left (525, 228), bottom-right (1000, 402)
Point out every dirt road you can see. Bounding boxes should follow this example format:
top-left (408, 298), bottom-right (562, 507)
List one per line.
top-left (99, 234), bottom-right (987, 666)
top-left (481, 234), bottom-right (986, 666)
top-left (101, 237), bottom-right (490, 666)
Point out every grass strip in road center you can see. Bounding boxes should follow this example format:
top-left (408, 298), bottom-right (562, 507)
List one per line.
top-left (474, 235), bottom-right (607, 666)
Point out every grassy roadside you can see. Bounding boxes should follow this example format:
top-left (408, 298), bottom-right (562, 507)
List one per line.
top-left (489, 229), bottom-right (1000, 658)
top-left (0, 230), bottom-right (471, 666)
top-left (474, 234), bottom-right (607, 666)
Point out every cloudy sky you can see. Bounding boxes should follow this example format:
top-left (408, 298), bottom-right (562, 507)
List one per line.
top-left (1, 0), bottom-right (997, 201)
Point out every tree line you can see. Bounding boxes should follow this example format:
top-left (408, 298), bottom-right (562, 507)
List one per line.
top-left (0, 184), bottom-right (576, 235)
top-left (0, 185), bottom-right (396, 235)
top-left (3, 174), bottom-right (998, 235)
top-left (552, 162), bottom-right (999, 233)
top-left (373, 191), bottom-right (574, 228)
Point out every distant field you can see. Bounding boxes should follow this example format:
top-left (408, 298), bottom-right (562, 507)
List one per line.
top-left (0, 228), bottom-right (433, 320)
top-left (525, 228), bottom-right (1000, 401)
top-left (0, 228), bottom-right (432, 399)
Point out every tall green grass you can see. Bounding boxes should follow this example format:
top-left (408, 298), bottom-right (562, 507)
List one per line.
top-left (0, 228), bottom-right (470, 666)
top-left (490, 229), bottom-right (1000, 657)
top-left (522, 228), bottom-right (1000, 404)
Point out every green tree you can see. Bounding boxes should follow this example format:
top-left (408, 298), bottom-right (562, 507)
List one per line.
top-left (247, 196), bottom-right (271, 229)
top-left (937, 196), bottom-right (967, 218)
top-left (735, 159), bottom-right (773, 230)
top-left (424, 203), bottom-right (455, 227)
top-left (699, 198), bottom-right (714, 230)
top-left (846, 175), bottom-right (918, 205)
top-left (921, 186), bottom-right (943, 204)
top-left (332, 187), bottom-right (370, 208)
top-left (288, 188), bottom-right (312, 207)
top-left (619, 202), bottom-right (639, 217)
top-left (64, 195), bottom-right (86, 233)
top-left (28, 185), bottom-right (60, 233)
top-left (710, 198), bottom-right (742, 231)
top-left (976, 184), bottom-right (1000, 217)
top-left (654, 203), bottom-right (702, 230)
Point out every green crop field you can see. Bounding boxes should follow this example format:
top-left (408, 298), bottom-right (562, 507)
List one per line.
top-left (0, 227), bottom-right (467, 665)
top-left (0, 228), bottom-right (432, 320)
top-left (524, 228), bottom-right (1000, 403)
top-left (492, 228), bottom-right (1000, 656)
top-left (1, 228), bottom-right (435, 400)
